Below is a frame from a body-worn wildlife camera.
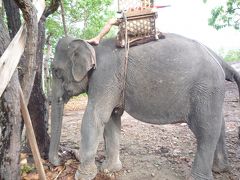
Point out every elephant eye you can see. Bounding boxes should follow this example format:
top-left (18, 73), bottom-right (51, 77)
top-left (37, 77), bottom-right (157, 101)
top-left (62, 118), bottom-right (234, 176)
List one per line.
top-left (52, 68), bottom-right (62, 79)
top-left (74, 52), bottom-right (79, 57)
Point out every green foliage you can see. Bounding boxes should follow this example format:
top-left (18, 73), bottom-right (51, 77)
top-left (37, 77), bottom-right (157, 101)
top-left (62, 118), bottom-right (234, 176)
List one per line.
top-left (219, 48), bottom-right (240, 61)
top-left (71, 93), bottom-right (88, 100)
top-left (207, 0), bottom-right (240, 30)
top-left (46, 0), bottom-right (115, 46)
top-left (224, 49), bottom-right (240, 61)
top-left (20, 164), bottom-right (35, 174)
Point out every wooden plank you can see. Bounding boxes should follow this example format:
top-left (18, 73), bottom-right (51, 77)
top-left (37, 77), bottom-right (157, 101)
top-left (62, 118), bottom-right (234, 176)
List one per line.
top-left (19, 86), bottom-right (46, 180)
top-left (0, 0), bottom-right (45, 97)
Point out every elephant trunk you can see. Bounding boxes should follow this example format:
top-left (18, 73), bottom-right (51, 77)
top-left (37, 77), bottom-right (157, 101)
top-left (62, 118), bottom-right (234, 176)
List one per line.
top-left (48, 78), bottom-right (64, 165)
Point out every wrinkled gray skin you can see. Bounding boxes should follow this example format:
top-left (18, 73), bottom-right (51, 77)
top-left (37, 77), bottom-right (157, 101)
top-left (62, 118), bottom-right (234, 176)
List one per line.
top-left (49, 33), bottom-right (240, 180)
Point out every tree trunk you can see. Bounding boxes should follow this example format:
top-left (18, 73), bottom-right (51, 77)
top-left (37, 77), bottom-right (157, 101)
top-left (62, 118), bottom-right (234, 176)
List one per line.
top-left (27, 0), bottom-right (61, 157)
top-left (3, 0), bottom-right (60, 161)
top-left (44, 34), bottom-right (53, 101)
top-left (11, 0), bottom-right (50, 159)
top-left (28, 16), bottom-right (50, 158)
top-left (3, 0), bottom-right (50, 158)
top-left (0, 15), bottom-right (21, 180)
top-left (2, 0), bottom-right (21, 39)
top-left (3, 0), bottom-right (27, 85)
top-left (14, 0), bottom-right (38, 103)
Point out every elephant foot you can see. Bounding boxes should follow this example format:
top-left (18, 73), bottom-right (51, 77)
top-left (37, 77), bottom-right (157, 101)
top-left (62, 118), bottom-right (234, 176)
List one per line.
top-left (212, 162), bottom-right (230, 173)
top-left (100, 159), bottom-right (122, 172)
top-left (190, 172), bottom-right (213, 180)
top-left (71, 149), bottom-right (80, 161)
top-left (212, 156), bottom-right (230, 173)
top-left (49, 156), bottom-right (62, 166)
top-left (75, 163), bottom-right (97, 180)
top-left (186, 175), bottom-right (195, 180)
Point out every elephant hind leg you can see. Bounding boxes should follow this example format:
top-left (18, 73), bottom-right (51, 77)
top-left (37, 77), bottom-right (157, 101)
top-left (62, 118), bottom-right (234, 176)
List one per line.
top-left (187, 95), bottom-right (224, 179)
top-left (212, 117), bottom-right (229, 173)
top-left (101, 112), bottom-right (122, 172)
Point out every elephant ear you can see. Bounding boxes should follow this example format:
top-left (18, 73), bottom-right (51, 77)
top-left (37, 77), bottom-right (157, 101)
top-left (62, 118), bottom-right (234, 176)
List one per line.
top-left (69, 39), bottom-right (96, 82)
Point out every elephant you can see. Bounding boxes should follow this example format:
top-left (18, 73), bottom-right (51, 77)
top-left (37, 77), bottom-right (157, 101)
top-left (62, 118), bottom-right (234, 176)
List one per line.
top-left (48, 33), bottom-right (240, 180)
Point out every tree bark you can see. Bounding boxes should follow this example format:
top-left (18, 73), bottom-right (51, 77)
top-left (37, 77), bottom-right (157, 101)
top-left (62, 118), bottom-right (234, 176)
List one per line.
top-left (3, 0), bottom-right (27, 85)
top-left (28, 16), bottom-right (50, 158)
top-left (14, 0), bottom-right (38, 103)
top-left (3, 0), bottom-right (48, 156)
top-left (3, 0), bottom-right (60, 161)
top-left (60, 0), bottom-right (67, 36)
top-left (44, 0), bottom-right (60, 18)
top-left (44, 33), bottom-right (53, 100)
top-left (0, 15), bottom-right (21, 180)
top-left (2, 0), bottom-right (21, 39)
top-left (12, 0), bottom-right (50, 158)
top-left (27, 0), bottom-right (61, 158)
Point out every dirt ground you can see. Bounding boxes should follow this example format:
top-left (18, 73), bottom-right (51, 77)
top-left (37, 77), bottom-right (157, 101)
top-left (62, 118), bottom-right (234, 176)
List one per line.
top-left (55, 80), bottom-right (240, 180)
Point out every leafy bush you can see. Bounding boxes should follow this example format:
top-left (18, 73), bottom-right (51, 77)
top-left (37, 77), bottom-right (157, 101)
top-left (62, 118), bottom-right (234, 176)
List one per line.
top-left (224, 49), bottom-right (240, 62)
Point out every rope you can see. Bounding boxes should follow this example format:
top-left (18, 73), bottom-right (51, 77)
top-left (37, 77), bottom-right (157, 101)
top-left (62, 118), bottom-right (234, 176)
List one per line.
top-left (120, 12), bottom-right (130, 110)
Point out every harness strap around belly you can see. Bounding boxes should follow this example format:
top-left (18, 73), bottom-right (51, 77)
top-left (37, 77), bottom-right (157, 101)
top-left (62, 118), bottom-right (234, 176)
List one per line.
top-left (118, 12), bottom-right (130, 111)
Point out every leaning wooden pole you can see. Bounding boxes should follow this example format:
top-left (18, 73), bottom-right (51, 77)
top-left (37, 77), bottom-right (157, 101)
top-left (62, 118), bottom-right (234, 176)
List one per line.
top-left (19, 86), bottom-right (47, 180)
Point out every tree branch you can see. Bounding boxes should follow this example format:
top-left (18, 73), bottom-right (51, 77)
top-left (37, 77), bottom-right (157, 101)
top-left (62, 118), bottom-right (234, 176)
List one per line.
top-left (2, 0), bottom-right (21, 39)
top-left (44, 0), bottom-right (60, 18)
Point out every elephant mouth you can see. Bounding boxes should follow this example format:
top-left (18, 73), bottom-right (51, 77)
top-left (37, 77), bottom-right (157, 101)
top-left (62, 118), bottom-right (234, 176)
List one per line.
top-left (62, 86), bottom-right (74, 102)
top-left (62, 86), bottom-right (84, 103)
top-left (62, 92), bottom-right (71, 103)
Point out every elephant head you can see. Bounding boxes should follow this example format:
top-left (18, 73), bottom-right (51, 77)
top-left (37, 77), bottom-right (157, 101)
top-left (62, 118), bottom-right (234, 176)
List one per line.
top-left (48, 37), bottom-right (96, 165)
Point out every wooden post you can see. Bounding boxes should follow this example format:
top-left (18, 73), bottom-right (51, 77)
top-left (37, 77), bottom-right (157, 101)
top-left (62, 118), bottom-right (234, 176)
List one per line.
top-left (19, 86), bottom-right (46, 180)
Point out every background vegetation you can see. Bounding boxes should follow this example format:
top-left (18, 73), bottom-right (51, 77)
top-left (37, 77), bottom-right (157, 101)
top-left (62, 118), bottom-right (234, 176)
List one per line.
top-left (207, 0), bottom-right (240, 30)
top-left (205, 0), bottom-right (240, 61)
top-left (220, 49), bottom-right (240, 61)
top-left (45, 0), bottom-right (240, 61)
top-left (45, 0), bottom-right (115, 45)
top-left (0, 0), bottom-right (239, 178)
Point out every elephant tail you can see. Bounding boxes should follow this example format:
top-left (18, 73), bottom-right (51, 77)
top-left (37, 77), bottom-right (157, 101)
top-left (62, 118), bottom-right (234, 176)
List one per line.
top-left (233, 68), bottom-right (240, 103)
top-left (223, 61), bottom-right (240, 103)
top-left (199, 45), bottom-right (240, 102)
top-left (206, 45), bottom-right (240, 102)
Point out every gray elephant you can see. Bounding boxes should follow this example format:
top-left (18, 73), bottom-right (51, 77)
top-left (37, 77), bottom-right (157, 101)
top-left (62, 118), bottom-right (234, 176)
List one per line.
top-left (48, 33), bottom-right (240, 180)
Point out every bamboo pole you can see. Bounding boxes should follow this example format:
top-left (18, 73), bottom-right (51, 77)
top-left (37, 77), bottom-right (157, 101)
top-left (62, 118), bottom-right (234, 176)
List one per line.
top-left (19, 86), bottom-right (47, 180)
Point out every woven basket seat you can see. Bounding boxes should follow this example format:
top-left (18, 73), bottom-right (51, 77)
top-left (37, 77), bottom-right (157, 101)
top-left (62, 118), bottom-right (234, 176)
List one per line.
top-left (116, 0), bottom-right (158, 47)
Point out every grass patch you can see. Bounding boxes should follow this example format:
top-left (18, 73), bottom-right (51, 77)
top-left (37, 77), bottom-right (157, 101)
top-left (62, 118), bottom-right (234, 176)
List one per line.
top-left (71, 93), bottom-right (88, 100)
top-left (21, 164), bottom-right (35, 175)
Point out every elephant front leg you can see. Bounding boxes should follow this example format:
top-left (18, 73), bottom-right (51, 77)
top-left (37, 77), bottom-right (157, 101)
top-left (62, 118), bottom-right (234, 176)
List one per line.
top-left (75, 104), bottom-right (112, 180)
top-left (101, 112), bottom-right (122, 172)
